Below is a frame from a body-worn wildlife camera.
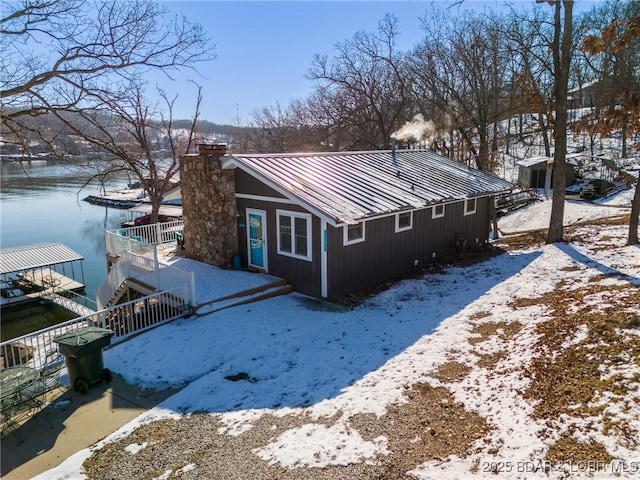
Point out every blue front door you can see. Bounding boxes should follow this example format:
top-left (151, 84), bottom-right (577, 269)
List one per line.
top-left (247, 210), bottom-right (267, 270)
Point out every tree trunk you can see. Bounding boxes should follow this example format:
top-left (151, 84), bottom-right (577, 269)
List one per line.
top-left (150, 194), bottom-right (163, 225)
top-left (478, 127), bottom-right (490, 172)
top-left (546, 0), bottom-right (572, 244)
top-left (539, 109), bottom-right (551, 157)
top-left (506, 117), bottom-right (512, 155)
top-left (628, 175), bottom-right (640, 245)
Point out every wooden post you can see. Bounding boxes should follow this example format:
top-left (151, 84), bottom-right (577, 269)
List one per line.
top-left (491, 196), bottom-right (499, 240)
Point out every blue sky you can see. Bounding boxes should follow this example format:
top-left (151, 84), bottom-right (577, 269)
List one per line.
top-left (153, 1), bottom-right (596, 125)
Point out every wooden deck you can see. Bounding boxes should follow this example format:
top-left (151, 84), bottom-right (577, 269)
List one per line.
top-left (1, 269), bottom-right (85, 306)
top-left (18, 269), bottom-right (84, 292)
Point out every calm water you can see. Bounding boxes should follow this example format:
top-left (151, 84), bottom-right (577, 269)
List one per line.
top-left (1, 160), bottom-right (130, 339)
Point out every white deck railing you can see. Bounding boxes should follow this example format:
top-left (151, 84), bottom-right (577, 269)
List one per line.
top-left (0, 219), bottom-right (195, 370)
top-left (98, 220), bottom-right (194, 311)
top-left (96, 250), bottom-right (195, 310)
top-left (105, 221), bottom-right (184, 256)
top-left (0, 286), bottom-right (190, 371)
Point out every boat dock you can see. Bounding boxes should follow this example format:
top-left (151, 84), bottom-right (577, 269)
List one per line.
top-left (0, 243), bottom-right (88, 307)
top-left (82, 187), bottom-right (147, 209)
top-left (17, 268), bottom-right (85, 292)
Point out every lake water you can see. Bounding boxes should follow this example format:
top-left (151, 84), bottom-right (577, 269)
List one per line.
top-left (1, 160), bottom-right (130, 339)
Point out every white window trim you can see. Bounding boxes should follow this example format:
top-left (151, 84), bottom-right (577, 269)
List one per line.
top-left (276, 209), bottom-right (312, 261)
top-left (394, 211), bottom-right (413, 233)
top-left (343, 221), bottom-right (365, 246)
top-left (432, 204), bottom-right (445, 219)
top-left (464, 198), bottom-right (477, 216)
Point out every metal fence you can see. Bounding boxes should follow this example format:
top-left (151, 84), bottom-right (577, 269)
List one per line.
top-left (0, 286), bottom-right (191, 371)
top-left (105, 221), bottom-right (184, 256)
top-left (96, 250), bottom-right (195, 310)
top-left (1, 220), bottom-right (193, 371)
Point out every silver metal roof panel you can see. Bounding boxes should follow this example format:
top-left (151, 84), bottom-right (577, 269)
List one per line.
top-left (0, 243), bottom-right (84, 275)
top-left (225, 149), bottom-right (514, 225)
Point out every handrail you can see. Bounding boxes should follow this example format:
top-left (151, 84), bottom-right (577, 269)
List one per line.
top-left (1, 286), bottom-right (190, 371)
top-left (105, 220), bottom-right (184, 256)
top-left (96, 249), bottom-right (194, 310)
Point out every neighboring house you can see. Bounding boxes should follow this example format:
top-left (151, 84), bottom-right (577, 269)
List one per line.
top-left (568, 78), bottom-right (618, 110)
top-left (516, 156), bottom-right (578, 190)
top-left (180, 145), bottom-right (514, 300)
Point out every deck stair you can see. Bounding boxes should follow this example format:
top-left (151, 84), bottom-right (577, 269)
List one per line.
top-left (603, 180), bottom-right (632, 199)
top-left (193, 279), bottom-right (292, 317)
top-left (104, 277), bottom-right (187, 314)
top-left (104, 278), bottom-right (157, 308)
top-left (103, 282), bottom-right (130, 309)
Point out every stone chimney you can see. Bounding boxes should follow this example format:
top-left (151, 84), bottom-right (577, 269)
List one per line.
top-left (179, 143), bottom-right (238, 268)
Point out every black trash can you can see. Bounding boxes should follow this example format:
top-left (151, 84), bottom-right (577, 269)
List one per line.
top-left (53, 327), bottom-right (114, 394)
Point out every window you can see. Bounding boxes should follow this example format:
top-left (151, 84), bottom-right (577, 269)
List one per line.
top-left (343, 221), bottom-right (365, 245)
top-left (432, 204), bottom-right (445, 219)
top-left (395, 211), bottom-right (413, 233)
top-left (464, 198), bottom-right (477, 216)
top-left (277, 210), bottom-right (312, 261)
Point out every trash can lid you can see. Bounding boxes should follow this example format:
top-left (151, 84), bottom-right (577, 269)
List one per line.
top-left (53, 326), bottom-right (114, 347)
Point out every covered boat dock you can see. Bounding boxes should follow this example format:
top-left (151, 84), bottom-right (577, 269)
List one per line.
top-left (0, 243), bottom-right (86, 305)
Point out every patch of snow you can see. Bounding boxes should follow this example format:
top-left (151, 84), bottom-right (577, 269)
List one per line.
top-left (253, 422), bottom-right (388, 468)
top-left (34, 186), bottom-right (640, 480)
top-left (124, 442), bottom-right (148, 455)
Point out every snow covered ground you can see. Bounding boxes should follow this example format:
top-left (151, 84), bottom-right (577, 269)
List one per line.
top-left (498, 189), bottom-right (634, 234)
top-left (36, 191), bottom-right (639, 480)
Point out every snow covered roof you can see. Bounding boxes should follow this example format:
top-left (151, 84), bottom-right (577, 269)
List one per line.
top-left (127, 204), bottom-right (183, 217)
top-left (516, 155), bottom-right (580, 168)
top-left (224, 149), bottom-right (515, 225)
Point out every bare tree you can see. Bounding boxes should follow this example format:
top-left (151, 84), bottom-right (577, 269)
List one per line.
top-left (1, 0), bottom-right (212, 152)
top-left (58, 85), bottom-right (203, 224)
top-left (409, 9), bottom-right (511, 171)
top-left (575, 1), bottom-right (640, 244)
top-left (535, 0), bottom-right (573, 244)
top-left (306, 14), bottom-right (412, 150)
top-left (575, 0), bottom-right (640, 159)
top-left (249, 103), bottom-right (302, 153)
top-left (502, 7), bottom-right (558, 157)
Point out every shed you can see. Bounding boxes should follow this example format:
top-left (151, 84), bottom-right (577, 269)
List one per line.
top-left (516, 156), bottom-right (578, 190)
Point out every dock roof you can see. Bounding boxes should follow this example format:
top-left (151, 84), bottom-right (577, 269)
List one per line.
top-left (0, 243), bottom-right (84, 275)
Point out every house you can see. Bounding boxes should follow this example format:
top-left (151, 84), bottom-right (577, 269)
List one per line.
top-left (568, 78), bottom-right (623, 110)
top-left (516, 155), bottom-right (578, 190)
top-left (179, 144), bottom-right (514, 300)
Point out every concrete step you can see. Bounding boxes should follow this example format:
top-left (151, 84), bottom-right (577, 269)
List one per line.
top-left (193, 282), bottom-right (293, 317)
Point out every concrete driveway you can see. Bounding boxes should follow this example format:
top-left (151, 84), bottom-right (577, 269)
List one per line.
top-left (1, 374), bottom-right (176, 479)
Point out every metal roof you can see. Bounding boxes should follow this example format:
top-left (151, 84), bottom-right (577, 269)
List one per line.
top-left (224, 149), bottom-right (515, 225)
top-left (0, 243), bottom-right (84, 275)
top-left (127, 204), bottom-right (183, 217)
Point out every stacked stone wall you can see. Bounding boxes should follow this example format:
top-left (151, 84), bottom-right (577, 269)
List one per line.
top-left (179, 153), bottom-right (238, 268)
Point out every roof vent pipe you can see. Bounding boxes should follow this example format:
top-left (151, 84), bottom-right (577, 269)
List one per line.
top-left (391, 138), bottom-right (398, 168)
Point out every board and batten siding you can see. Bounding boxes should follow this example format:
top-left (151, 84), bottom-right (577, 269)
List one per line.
top-left (234, 170), bottom-right (323, 298)
top-left (235, 168), bottom-right (494, 300)
top-left (325, 198), bottom-right (492, 299)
